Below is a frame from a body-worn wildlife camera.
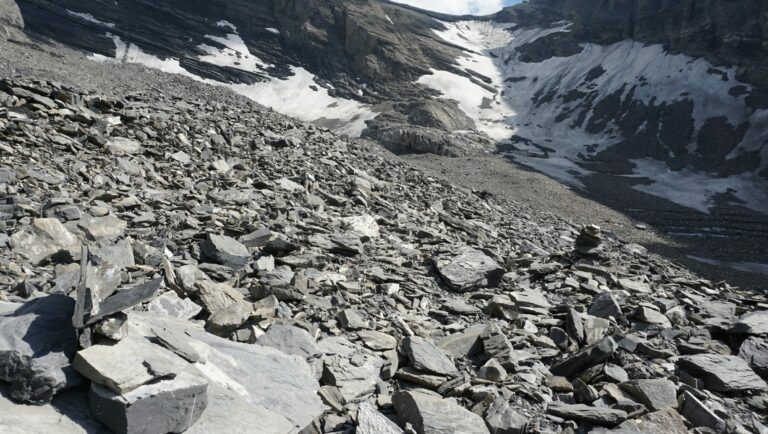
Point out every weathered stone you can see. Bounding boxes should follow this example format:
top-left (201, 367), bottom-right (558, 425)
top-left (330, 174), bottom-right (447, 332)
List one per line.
top-left (438, 325), bottom-right (484, 358)
top-left (478, 358), bottom-right (507, 382)
top-left (739, 336), bottom-right (768, 378)
top-left (106, 137), bottom-right (142, 155)
top-left (611, 408), bottom-right (689, 434)
top-left (10, 218), bottom-right (79, 265)
top-left (621, 379), bottom-right (678, 411)
top-left (402, 336), bottom-right (458, 376)
top-left (258, 324), bottom-right (319, 359)
top-left (434, 247), bottom-right (504, 292)
top-left (357, 401), bottom-right (404, 434)
top-left (194, 280), bottom-right (244, 313)
top-left (341, 215), bottom-right (380, 240)
top-left (589, 292), bottom-right (623, 320)
top-left (73, 336), bottom-right (186, 394)
top-left (338, 309), bottom-right (368, 330)
top-left (732, 310), bottom-right (768, 336)
top-left (677, 354), bottom-right (768, 392)
top-left (485, 397), bottom-right (528, 434)
top-left (89, 372), bottom-right (208, 434)
top-left (550, 337), bottom-right (617, 378)
top-left (441, 298), bottom-right (481, 315)
top-left (146, 291), bottom-right (203, 320)
top-left (200, 234), bottom-right (250, 268)
top-left (393, 390), bottom-right (491, 434)
top-left (76, 216), bottom-right (127, 240)
top-left (546, 403), bottom-right (628, 426)
top-left (680, 390), bottom-right (726, 433)
top-left (358, 330), bottom-right (398, 351)
top-left (206, 301), bottom-right (253, 337)
top-left (0, 295), bottom-right (79, 404)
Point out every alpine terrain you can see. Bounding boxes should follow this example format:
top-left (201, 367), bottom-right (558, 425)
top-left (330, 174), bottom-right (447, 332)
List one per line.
top-left (0, 1), bottom-right (767, 434)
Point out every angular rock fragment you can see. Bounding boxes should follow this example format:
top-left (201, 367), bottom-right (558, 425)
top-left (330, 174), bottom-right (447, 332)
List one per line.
top-left (550, 337), bottom-right (616, 378)
top-left (357, 401), bottom-right (404, 434)
top-left (106, 137), bottom-right (142, 155)
top-left (485, 397), bottom-right (528, 434)
top-left (677, 354), bottom-right (767, 392)
top-left (200, 234), bottom-right (250, 268)
top-left (89, 372), bottom-right (208, 434)
top-left (358, 330), bottom-right (397, 351)
top-left (76, 216), bottom-right (127, 240)
top-left (393, 390), bottom-right (490, 434)
top-left (206, 301), bottom-right (253, 337)
top-left (739, 336), bottom-right (768, 378)
top-left (731, 310), bottom-right (768, 335)
top-left (546, 403), bottom-right (628, 426)
top-left (0, 295), bottom-right (79, 404)
top-left (680, 390), bottom-right (726, 433)
top-left (73, 336), bottom-right (186, 394)
top-left (258, 324), bottom-right (319, 359)
top-left (402, 336), bottom-right (458, 376)
top-left (621, 379), bottom-right (678, 411)
top-left (434, 247), bottom-right (504, 292)
top-left (147, 291), bottom-right (203, 320)
top-left (10, 218), bottom-right (79, 265)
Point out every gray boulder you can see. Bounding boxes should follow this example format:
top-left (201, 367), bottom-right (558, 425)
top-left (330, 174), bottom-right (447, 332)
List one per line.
top-left (739, 336), bottom-right (768, 378)
top-left (10, 218), bottom-right (79, 265)
top-left (89, 372), bottom-right (208, 434)
top-left (0, 295), bottom-right (79, 404)
top-left (434, 247), bottom-right (504, 292)
top-left (257, 324), bottom-right (319, 359)
top-left (677, 354), bottom-right (767, 392)
top-left (357, 401), bottom-right (404, 434)
top-left (546, 403), bottom-right (628, 426)
top-left (200, 234), bottom-right (250, 268)
top-left (550, 337), bottom-right (617, 378)
top-left (402, 336), bottom-right (458, 376)
top-left (393, 390), bottom-right (491, 434)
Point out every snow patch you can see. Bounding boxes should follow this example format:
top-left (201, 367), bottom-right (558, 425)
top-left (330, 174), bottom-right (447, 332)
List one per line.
top-left (90, 30), bottom-right (375, 136)
top-left (420, 20), bottom-right (768, 214)
top-left (265, 27), bottom-right (280, 35)
top-left (66, 10), bottom-right (115, 28)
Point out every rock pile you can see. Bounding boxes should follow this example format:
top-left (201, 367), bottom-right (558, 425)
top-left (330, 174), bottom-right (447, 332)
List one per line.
top-left (0, 77), bottom-right (767, 434)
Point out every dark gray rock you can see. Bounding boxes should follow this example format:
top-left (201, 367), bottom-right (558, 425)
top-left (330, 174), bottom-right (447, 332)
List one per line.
top-left (89, 372), bottom-right (208, 434)
top-left (357, 401), bottom-right (404, 434)
top-left (402, 336), bottom-right (458, 376)
top-left (731, 310), bottom-right (768, 336)
top-left (200, 234), bottom-right (250, 268)
top-left (485, 397), bottom-right (528, 434)
top-left (546, 403), bottom-right (628, 426)
top-left (621, 379), bottom-right (678, 411)
top-left (589, 292), bottom-right (623, 320)
top-left (393, 390), bottom-right (491, 434)
top-left (257, 324), bottom-right (319, 359)
top-left (677, 354), bottom-right (768, 392)
top-left (680, 390), bottom-right (726, 433)
top-left (0, 295), bottom-right (79, 404)
top-left (550, 337), bottom-right (617, 378)
top-left (738, 336), bottom-right (768, 378)
top-left (434, 247), bottom-right (504, 292)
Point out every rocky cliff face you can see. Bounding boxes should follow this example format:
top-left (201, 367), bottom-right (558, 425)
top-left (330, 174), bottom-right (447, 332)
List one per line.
top-left (10, 0), bottom-right (768, 218)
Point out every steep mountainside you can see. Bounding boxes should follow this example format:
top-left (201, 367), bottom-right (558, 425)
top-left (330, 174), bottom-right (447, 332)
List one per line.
top-left (8, 0), bottom-right (768, 257)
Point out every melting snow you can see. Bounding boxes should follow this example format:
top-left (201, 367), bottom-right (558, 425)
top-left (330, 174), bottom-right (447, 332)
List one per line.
top-left (420, 20), bottom-right (768, 214)
top-left (90, 25), bottom-right (375, 136)
top-left (66, 10), bottom-right (115, 28)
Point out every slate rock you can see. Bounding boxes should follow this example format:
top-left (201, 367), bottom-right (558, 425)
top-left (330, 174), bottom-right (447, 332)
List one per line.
top-left (357, 401), bottom-right (404, 434)
top-left (106, 137), bottom-right (142, 155)
top-left (677, 354), bottom-right (768, 392)
top-left (438, 325), bottom-right (484, 358)
top-left (546, 403), bottom-right (628, 426)
top-left (434, 247), bottom-right (504, 292)
top-left (10, 218), bottom-right (79, 265)
top-left (589, 292), bottom-right (623, 320)
top-left (73, 336), bottom-right (186, 394)
top-left (200, 234), bottom-right (250, 268)
top-left (402, 336), bottom-right (458, 376)
top-left (609, 408), bottom-right (689, 434)
top-left (76, 216), bottom-right (127, 240)
top-left (358, 330), bottom-right (398, 351)
top-left (206, 301), bottom-right (253, 337)
top-left (393, 390), bottom-right (491, 434)
top-left (146, 291), bottom-right (203, 320)
top-left (257, 324), bottom-right (319, 359)
top-left (485, 397), bottom-right (528, 434)
top-left (621, 379), bottom-right (678, 411)
top-left (89, 372), bottom-right (208, 434)
top-left (680, 390), bottom-right (726, 433)
top-left (0, 295), bottom-right (79, 404)
top-left (338, 309), bottom-right (368, 330)
top-left (738, 336), bottom-right (768, 378)
top-left (550, 337), bottom-right (617, 378)
top-left (731, 310), bottom-right (768, 336)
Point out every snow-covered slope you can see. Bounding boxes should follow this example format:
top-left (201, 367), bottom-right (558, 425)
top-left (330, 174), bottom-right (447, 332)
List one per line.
top-left (418, 20), bottom-right (768, 214)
